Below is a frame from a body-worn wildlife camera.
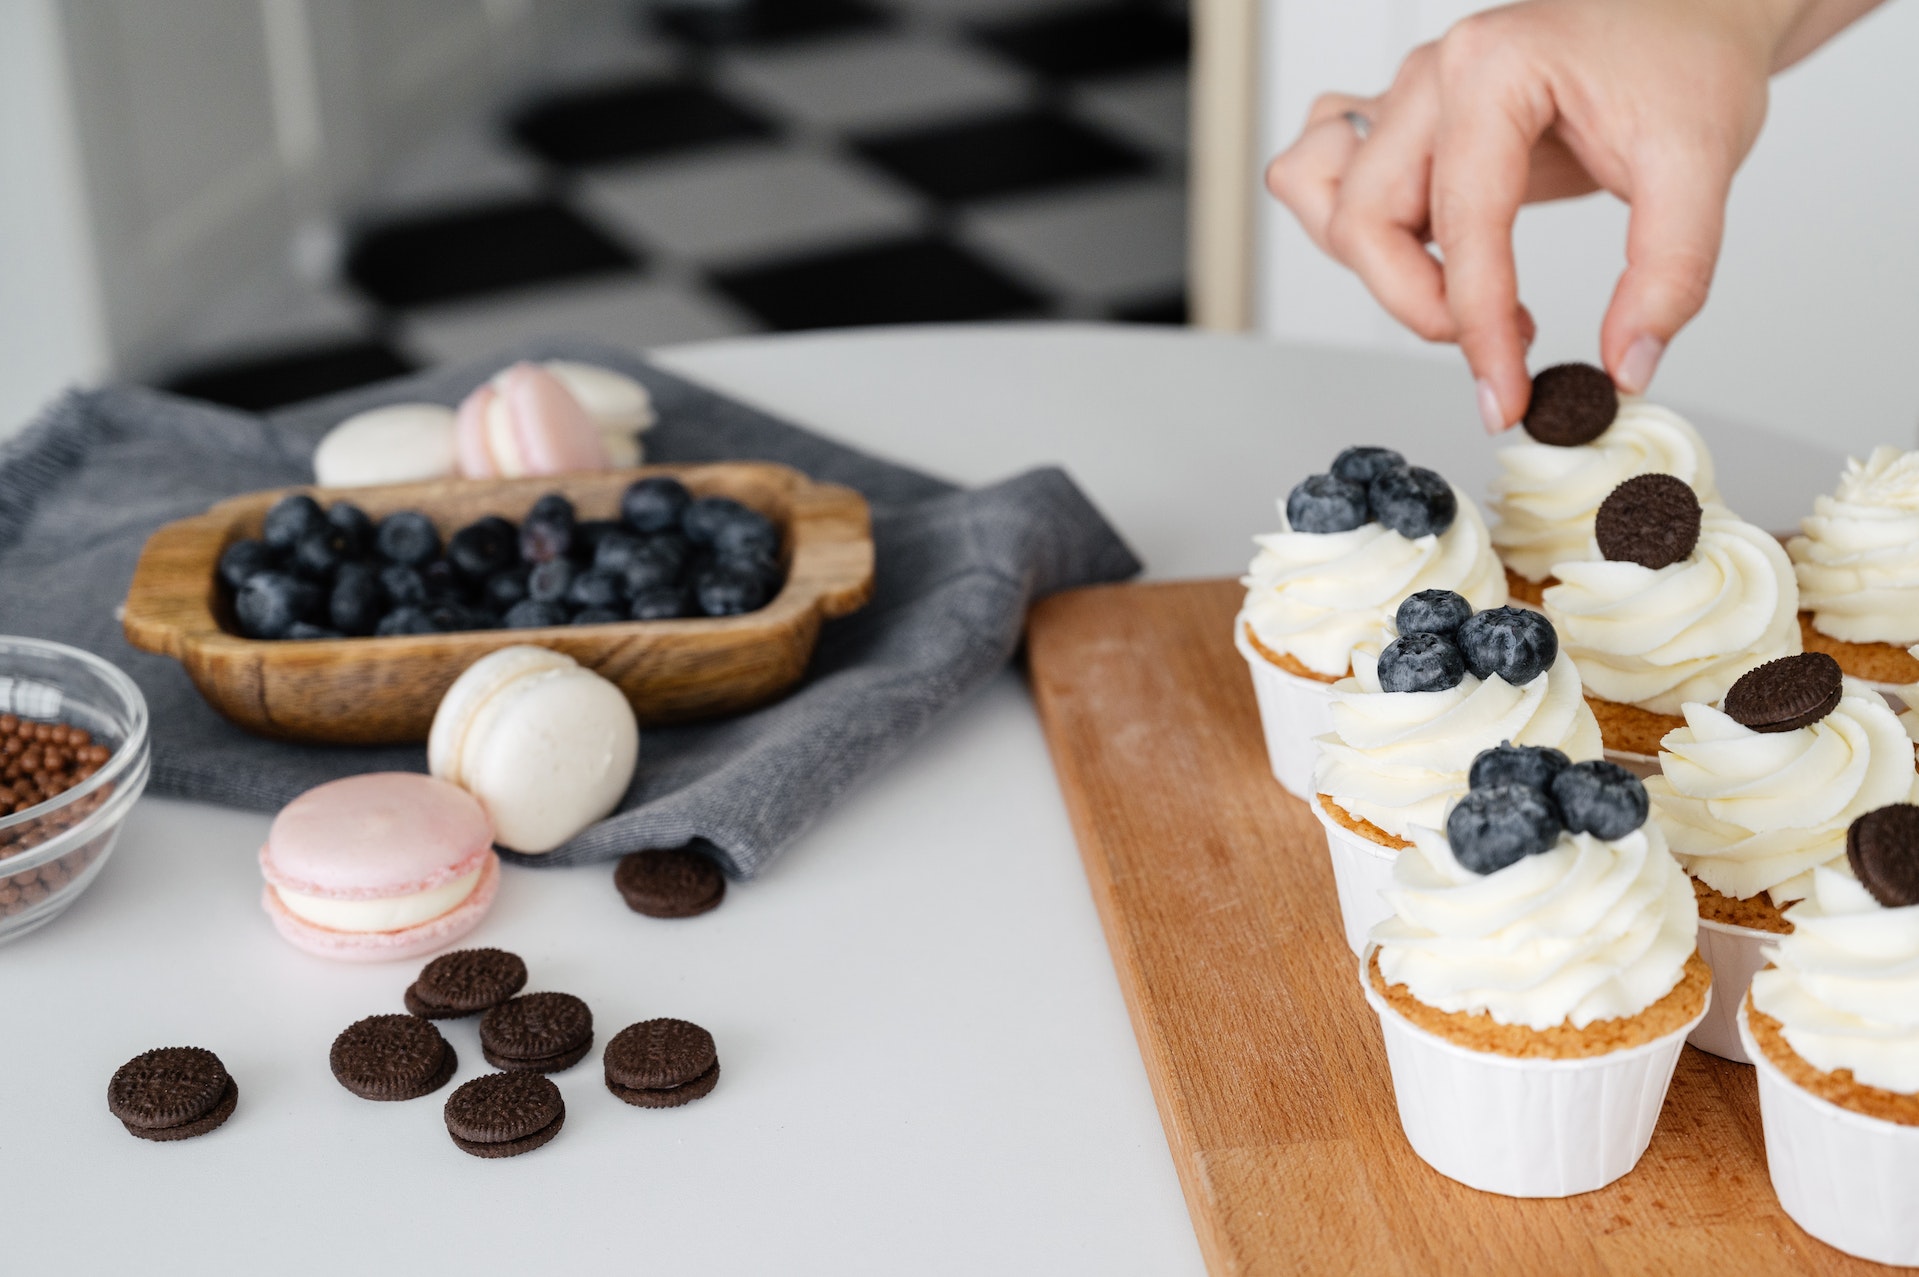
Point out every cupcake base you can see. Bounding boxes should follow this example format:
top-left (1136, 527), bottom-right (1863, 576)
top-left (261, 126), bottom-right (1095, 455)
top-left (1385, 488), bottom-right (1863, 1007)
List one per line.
top-left (1234, 618), bottom-right (1342, 798)
top-left (1585, 694), bottom-right (1683, 764)
top-left (1310, 793), bottom-right (1405, 955)
top-left (1798, 610), bottom-right (1919, 690)
top-left (1502, 566), bottom-right (1552, 608)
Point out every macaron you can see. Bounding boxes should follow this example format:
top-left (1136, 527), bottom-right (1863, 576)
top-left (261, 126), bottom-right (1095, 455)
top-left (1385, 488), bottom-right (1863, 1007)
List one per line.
top-left (455, 362), bottom-right (610, 479)
top-left (428, 645), bottom-right (639, 854)
top-left (543, 361), bottom-right (654, 466)
top-left (312, 404), bottom-right (459, 487)
top-left (260, 773), bottom-right (500, 962)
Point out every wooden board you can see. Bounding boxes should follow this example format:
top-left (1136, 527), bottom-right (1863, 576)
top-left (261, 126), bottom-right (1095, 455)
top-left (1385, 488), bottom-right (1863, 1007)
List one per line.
top-left (1026, 578), bottom-right (1892, 1277)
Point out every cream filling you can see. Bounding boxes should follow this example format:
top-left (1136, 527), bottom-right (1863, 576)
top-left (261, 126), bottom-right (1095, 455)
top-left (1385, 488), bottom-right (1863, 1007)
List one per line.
top-left (275, 867), bottom-right (481, 933)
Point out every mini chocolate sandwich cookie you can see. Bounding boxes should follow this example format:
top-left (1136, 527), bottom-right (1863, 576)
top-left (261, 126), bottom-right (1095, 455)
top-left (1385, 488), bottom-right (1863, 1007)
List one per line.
top-left (479, 992), bottom-right (593, 1073)
top-left (108, 1046), bottom-right (237, 1142)
top-left (603, 1018), bottom-right (720, 1108)
top-left (443, 1071), bottom-right (565, 1158)
top-left (615, 848), bottom-right (726, 918)
top-left (405, 947), bottom-right (528, 1019)
top-left (1522, 362), bottom-right (1618, 447)
top-left (1723, 652), bottom-right (1844, 735)
top-left (330, 1014), bottom-right (457, 1100)
top-left (1595, 473), bottom-right (1702, 570)
top-left (1848, 804), bottom-right (1919, 908)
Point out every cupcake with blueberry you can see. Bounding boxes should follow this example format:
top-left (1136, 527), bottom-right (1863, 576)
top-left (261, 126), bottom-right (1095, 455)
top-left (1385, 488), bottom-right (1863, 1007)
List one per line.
top-left (1489, 363), bottom-right (1721, 605)
top-left (1237, 447), bottom-right (1505, 796)
top-left (1789, 446), bottom-right (1919, 688)
top-left (1738, 804), bottom-right (1919, 1266)
top-left (1362, 749), bottom-right (1708, 1197)
top-left (1645, 652), bottom-right (1917, 1060)
top-left (1311, 592), bottom-right (1600, 952)
top-left (1543, 473), bottom-right (1801, 759)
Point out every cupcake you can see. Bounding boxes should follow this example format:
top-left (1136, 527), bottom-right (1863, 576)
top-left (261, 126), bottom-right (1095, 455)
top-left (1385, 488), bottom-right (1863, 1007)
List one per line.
top-left (1311, 594), bottom-right (1600, 952)
top-left (1362, 755), bottom-right (1709, 1197)
top-left (1237, 446), bottom-right (1505, 796)
top-left (1739, 804), bottom-right (1919, 1266)
top-left (1543, 474), bottom-right (1800, 759)
top-left (1789, 446), bottom-right (1919, 687)
top-left (1490, 362), bottom-right (1720, 604)
top-left (1646, 653), bottom-right (1916, 1060)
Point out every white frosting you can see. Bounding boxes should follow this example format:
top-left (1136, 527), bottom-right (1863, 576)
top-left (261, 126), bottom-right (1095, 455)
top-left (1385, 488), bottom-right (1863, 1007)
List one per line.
top-left (1543, 509), bottom-right (1801, 715)
top-left (1374, 820), bottom-right (1698, 1031)
top-left (1241, 483), bottom-right (1506, 678)
top-left (1790, 446), bottom-right (1919, 645)
top-left (273, 868), bottom-right (480, 932)
top-left (1490, 397), bottom-right (1720, 583)
top-left (1315, 647), bottom-right (1602, 840)
top-left (1751, 867), bottom-right (1919, 1093)
top-left (1648, 683), bottom-right (1916, 906)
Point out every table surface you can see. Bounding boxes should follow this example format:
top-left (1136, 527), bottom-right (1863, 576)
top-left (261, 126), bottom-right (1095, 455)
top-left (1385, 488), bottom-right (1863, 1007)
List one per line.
top-left (3, 325), bottom-right (1850, 1277)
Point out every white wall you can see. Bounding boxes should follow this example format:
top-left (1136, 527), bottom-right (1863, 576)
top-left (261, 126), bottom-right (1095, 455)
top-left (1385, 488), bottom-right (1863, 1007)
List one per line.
top-left (1256, 0), bottom-right (1919, 458)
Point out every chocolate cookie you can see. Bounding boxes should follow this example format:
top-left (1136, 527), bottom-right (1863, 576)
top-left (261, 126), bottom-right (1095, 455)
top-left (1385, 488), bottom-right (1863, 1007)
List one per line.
top-left (615, 848), bottom-right (726, 919)
top-left (1723, 652), bottom-right (1843, 734)
top-left (443, 1071), bottom-right (565, 1158)
top-left (479, 992), bottom-right (593, 1073)
top-left (1847, 804), bottom-right (1919, 908)
top-left (405, 947), bottom-right (528, 1019)
top-left (330, 1014), bottom-right (457, 1100)
top-left (603, 1018), bottom-right (720, 1108)
top-left (1522, 363), bottom-right (1618, 446)
top-left (1595, 473), bottom-right (1702, 569)
top-left (108, 1046), bottom-right (237, 1141)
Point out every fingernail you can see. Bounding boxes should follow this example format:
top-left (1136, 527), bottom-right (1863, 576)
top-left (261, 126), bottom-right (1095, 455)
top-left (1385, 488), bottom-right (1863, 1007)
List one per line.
top-left (1616, 335), bottom-right (1665, 394)
top-left (1477, 379), bottom-right (1507, 435)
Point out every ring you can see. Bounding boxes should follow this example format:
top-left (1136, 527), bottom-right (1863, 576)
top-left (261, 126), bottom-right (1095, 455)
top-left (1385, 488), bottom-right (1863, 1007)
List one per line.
top-left (1342, 110), bottom-right (1373, 141)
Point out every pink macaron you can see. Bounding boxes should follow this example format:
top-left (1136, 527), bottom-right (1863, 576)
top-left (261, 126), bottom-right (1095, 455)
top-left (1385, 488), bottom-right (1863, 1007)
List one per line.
top-left (454, 362), bottom-right (609, 479)
top-left (259, 773), bottom-right (500, 962)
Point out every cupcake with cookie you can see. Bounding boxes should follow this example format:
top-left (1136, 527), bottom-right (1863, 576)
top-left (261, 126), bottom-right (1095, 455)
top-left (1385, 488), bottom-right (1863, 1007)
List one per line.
top-left (1237, 447), bottom-right (1505, 796)
top-left (1789, 446), bottom-right (1919, 688)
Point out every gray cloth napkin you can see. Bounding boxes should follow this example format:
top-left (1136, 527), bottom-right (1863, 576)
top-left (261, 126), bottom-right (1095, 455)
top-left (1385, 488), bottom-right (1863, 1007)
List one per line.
top-left (0, 339), bottom-right (1139, 877)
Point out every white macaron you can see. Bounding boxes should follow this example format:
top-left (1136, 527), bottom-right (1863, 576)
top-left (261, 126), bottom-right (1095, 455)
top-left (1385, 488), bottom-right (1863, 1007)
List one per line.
top-left (312, 403), bottom-right (459, 487)
top-left (428, 645), bottom-right (640, 854)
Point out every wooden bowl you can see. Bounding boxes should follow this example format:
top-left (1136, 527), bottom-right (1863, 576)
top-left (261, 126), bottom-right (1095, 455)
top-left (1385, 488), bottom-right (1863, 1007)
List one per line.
top-left (121, 462), bottom-right (874, 744)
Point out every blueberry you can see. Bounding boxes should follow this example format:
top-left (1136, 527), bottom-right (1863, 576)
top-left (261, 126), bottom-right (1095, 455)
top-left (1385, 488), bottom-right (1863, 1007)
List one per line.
top-left (629, 584), bottom-right (691, 621)
top-left (328, 563), bottom-right (386, 636)
top-left (682, 497), bottom-right (761, 547)
top-left (566, 568), bottom-right (625, 612)
top-left (621, 543), bottom-right (683, 595)
top-left (1551, 761), bottom-right (1650, 840)
top-left (427, 601), bottom-right (486, 633)
top-left (378, 564), bottom-right (427, 608)
top-left (1469, 742), bottom-right (1571, 795)
top-left (1331, 446), bottom-right (1406, 485)
top-left (1376, 633), bottom-right (1466, 693)
top-left (292, 527), bottom-right (352, 581)
top-left (1368, 465), bottom-right (1456, 539)
top-left (1447, 785), bottom-right (1564, 875)
top-left (570, 519), bottom-right (623, 564)
top-left (621, 476), bottom-right (691, 535)
top-left (592, 529), bottom-right (647, 576)
top-left (527, 558), bottom-right (576, 605)
top-left (571, 607), bottom-right (625, 625)
top-left (448, 516), bottom-right (520, 579)
top-left (1457, 607), bottom-right (1559, 686)
top-left (711, 510), bottom-right (778, 561)
top-left (694, 565), bottom-right (768, 617)
top-left (1395, 589), bottom-right (1472, 640)
top-left (217, 539), bottom-right (277, 590)
top-left (375, 605), bottom-right (438, 636)
top-left (326, 502), bottom-right (375, 558)
top-left (1285, 474), bottom-right (1370, 534)
top-left (234, 572), bottom-right (322, 639)
top-left (284, 621), bottom-right (344, 641)
top-left (503, 599), bottom-right (567, 629)
top-left (484, 569), bottom-right (529, 612)
top-left (376, 511), bottom-right (440, 567)
top-left (520, 493), bottom-right (575, 563)
top-left (261, 494), bottom-right (326, 551)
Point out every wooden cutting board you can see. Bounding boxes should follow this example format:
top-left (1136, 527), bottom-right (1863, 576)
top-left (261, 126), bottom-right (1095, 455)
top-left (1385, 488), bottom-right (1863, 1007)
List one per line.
top-left (1026, 578), bottom-right (1890, 1277)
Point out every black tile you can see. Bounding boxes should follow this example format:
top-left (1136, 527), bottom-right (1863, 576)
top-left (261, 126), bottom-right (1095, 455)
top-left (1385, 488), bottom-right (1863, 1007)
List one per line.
top-left (160, 339), bottom-right (415, 412)
top-left (647, 0), bottom-right (887, 47)
top-left (711, 236), bottom-right (1047, 330)
top-left (852, 109), bottom-right (1154, 204)
top-left (344, 199), bottom-right (639, 309)
top-left (1111, 292), bottom-right (1186, 324)
top-left (974, 2), bottom-right (1189, 79)
top-left (509, 78), bottom-right (775, 168)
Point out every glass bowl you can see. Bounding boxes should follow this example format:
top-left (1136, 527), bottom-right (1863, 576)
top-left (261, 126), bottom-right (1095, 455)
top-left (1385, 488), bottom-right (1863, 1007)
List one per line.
top-left (0, 637), bottom-right (150, 945)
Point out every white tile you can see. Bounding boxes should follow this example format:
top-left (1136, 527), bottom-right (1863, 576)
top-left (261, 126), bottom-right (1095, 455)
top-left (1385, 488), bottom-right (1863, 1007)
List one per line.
top-left (962, 179), bottom-right (1186, 303)
top-left (400, 275), bottom-right (756, 364)
top-left (577, 145), bottom-right (923, 264)
top-left (163, 280), bottom-right (377, 369)
top-left (718, 31), bottom-right (1030, 131)
top-left (1074, 67), bottom-right (1190, 155)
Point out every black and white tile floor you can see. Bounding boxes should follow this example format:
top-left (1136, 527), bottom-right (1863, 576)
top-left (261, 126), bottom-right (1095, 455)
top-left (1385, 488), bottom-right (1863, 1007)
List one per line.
top-left (164, 0), bottom-right (1189, 411)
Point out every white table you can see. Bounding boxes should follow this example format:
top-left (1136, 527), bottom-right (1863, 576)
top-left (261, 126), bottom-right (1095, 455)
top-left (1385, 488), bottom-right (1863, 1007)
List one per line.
top-left (4, 326), bottom-right (1845, 1276)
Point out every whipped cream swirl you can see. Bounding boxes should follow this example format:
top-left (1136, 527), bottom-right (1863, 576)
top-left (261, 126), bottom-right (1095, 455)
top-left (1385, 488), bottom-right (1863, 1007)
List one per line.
top-left (1542, 509), bottom-right (1800, 715)
top-left (1241, 484), bottom-right (1505, 677)
top-left (1490, 398), bottom-right (1721, 583)
top-left (1790, 447), bottom-right (1919, 645)
top-left (1374, 820), bottom-right (1698, 1030)
top-left (1751, 867), bottom-right (1919, 1092)
top-left (1315, 647), bottom-right (1602, 840)
top-left (1648, 683), bottom-right (1917, 906)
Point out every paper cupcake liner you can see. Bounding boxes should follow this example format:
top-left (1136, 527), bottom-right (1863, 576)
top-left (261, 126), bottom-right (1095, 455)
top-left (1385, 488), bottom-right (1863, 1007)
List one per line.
top-left (1601, 749), bottom-right (1660, 780)
top-left (1234, 616), bottom-right (1338, 798)
top-left (1361, 944), bottom-right (1707, 1198)
top-left (1738, 1001), bottom-right (1919, 1266)
top-left (1688, 917), bottom-right (1774, 1063)
top-left (1310, 794), bottom-right (1399, 956)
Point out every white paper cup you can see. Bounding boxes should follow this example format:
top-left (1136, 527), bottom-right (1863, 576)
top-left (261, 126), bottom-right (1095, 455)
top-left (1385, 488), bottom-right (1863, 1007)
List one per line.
top-left (1309, 793), bottom-right (1399, 956)
top-left (1688, 916), bottom-right (1774, 1063)
top-left (1361, 945), bottom-right (1708, 1198)
top-left (1738, 1001), bottom-right (1919, 1266)
top-left (1233, 616), bottom-right (1338, 798)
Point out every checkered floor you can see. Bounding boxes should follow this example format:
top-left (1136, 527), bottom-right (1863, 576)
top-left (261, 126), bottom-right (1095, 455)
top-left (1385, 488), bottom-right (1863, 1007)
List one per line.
top-left (163, 0), bottom-right (1190, 411)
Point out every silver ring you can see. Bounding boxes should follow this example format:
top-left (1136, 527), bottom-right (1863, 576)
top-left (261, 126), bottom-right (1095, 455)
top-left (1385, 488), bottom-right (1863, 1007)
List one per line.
top-left (1342, 110), bottom-right (1373, 141)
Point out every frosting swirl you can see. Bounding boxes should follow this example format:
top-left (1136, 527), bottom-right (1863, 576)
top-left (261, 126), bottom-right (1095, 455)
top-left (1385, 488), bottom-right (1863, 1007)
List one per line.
top-left (1315, 647), bottom-right (1602, 840)
top-left (1790, 447), bottom-right (1919, 645)
top-left (1542, 509), bottom-right (1800, 715)
top-left (1490, 398), bottom-right (1720, 583)
top-left (1647, 683), bottom-right (1917, 905)
top-left (1751, 867), bottom-right (1919, 1092)
top-left (1373, 820), bottom-right (1698, 1030)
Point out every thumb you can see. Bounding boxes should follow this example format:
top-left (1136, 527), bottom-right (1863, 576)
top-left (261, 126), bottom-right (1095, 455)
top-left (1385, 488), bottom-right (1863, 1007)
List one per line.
top-left (1601, 151), bottom-right (1733, 393)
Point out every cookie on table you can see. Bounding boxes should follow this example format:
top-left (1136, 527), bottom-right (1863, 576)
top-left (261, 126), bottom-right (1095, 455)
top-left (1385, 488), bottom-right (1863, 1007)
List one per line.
top-left (108, 1046), bottom-right (238, 1142)
top-left (603, 1018), bottom-right (720, 1109)
top-left (443, 1070), bottom-right (565, 1158)
top-left (479, 992), bottom-right (594, 1073)
top-left (330, 1014), bottom-right (457, 1101)
top-left (615, 848), bottom-right (726, 919)
top-left (405, 947), bottom-right (528, 1019)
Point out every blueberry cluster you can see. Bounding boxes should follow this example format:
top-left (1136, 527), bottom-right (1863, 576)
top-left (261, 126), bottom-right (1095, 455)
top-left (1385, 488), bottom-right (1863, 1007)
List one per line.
top-left (1284, 446), bottom-right (1458, 539)
top-left (219, 477), bottom-right (783, 640)
top-left (1447, 745), bottom-right (1650, 875)
top-left (1375, 592), bottom-right (1558, 693)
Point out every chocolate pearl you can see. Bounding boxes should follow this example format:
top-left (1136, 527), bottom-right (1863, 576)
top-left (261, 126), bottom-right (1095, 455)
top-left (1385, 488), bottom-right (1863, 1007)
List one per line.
top-left (0, 714), bottom-right (17, 733)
